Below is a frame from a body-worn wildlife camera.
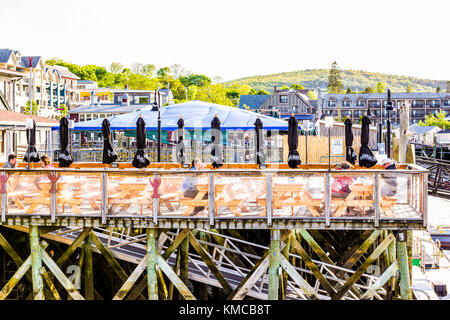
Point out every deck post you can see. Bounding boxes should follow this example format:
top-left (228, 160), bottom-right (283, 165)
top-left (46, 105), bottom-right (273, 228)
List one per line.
top-left (266, 174), bottom-right (272, 226)
top-left (101, 172), bottom-right (107, 224)
top-left (29, 225), bottom-right (44, 300)
top-left (268, 229), bottom-right (280, 300)
top-left (209, 173), bottom-right (215, 226)
top-left (374, 172), bottom-right (380, 227)
top-left (422, 171), bottom-right (428, 228)
top-left (325, 172), bottom-right (331, 227)
top-left (1, 171), bottom-right (6, 222)
top-left (84, 232), bottom-right (94, 300)
top-left (147, 228), bottom-right (158, 300)
top-left (396, 231), bottom-right (412, 300)
top-left (179, 230), bottom-right (190, 298)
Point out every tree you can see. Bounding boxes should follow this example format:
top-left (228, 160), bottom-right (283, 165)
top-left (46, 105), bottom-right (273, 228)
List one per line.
top-left (141, 64), bottom-right (156, 77)
top-left (179, 74), bottom-right (212, 87)
top-left (256, 89), bottom-right (270, 95)
top-left (290, 84), bottom-right (305, 90)
top-left (280, 85), bottom-right (290, 90)
top-left (45, 57), bottom-right (63, 66)
top-left (346, 86), bottom-right (352, 94)
top-left (418, 110), bottom-right (450, 129)
top-left (131, 63), bottom-right (143, 74)
top-left (57, 104), bottom-right (68, 119)
top-left (436, 86), bottom-right (442, 93)
top-left (24, 100), bottom-right (38, 116)
top-left (327, 61), bottom-right (345, 94)
top-left (446, 81), bottom-right (450, 93)
top-left (307, 90), bottom-right (317, 100)
top-left (363, 87), bottom-right (374, 93)
top-left (406, 85), bottom-right (413, 93)
top-left (157, 67), bottom-right (171, 78)
top-left (375, 82), bottom-right (386, 93)
top-left (109, 62), bottom-right (123, 74)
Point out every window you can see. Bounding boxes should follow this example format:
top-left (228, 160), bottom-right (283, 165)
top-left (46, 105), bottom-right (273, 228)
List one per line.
top-left (356, 99), bottom-right (364, 107)
top-left (342, 99), bottom-right (350, 107)
top-left (86, 114), bottom-right (92, 121)
top-left (328, 99), bottom-right (336, 107)
top-left (280, 95), bottom-right (288, 103)
top-left (444, 98), bottom-right (450, 107)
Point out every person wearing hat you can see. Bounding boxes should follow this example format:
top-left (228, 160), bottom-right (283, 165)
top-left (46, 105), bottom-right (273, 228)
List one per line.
top-left (380, 158), bottom-right (398, 197)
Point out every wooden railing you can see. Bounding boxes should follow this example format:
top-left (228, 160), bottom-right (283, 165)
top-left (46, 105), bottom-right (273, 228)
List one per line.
top-left (0, 164), bottom-right (428, 228)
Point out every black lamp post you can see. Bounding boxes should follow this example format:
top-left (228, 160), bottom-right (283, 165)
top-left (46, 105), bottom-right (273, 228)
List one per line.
top-left (385, 89), bottom-right (394, 158)
top-left (151, 89), bottom-right (161, 162)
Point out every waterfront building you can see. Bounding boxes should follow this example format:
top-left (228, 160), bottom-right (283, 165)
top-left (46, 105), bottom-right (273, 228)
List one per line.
top-left (408, 124), bottom-right (442, 145)
top-left (0, 109), bottom-right (58, 162)
top-left (68, 87), bottom-right (173, 122)
top-left (45, 65), bottom-right (81, 110)
top-left (77, 80), bottom-right (111, 105)
top-left (319, 92), bottom-right (450, 125)
top-left (239, 87), bottom-right (315, 125)
top-left (436, 129), bottom-right (450, 147)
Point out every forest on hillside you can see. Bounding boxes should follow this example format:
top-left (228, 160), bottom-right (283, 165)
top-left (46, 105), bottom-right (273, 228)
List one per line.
top-left (224, 69), bottom-right (448, 93)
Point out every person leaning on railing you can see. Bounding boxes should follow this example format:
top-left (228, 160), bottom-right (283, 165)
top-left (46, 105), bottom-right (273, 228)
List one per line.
top-left (380, 158), bottom-right (398, 197)
top-left (2, 154), bottom-right (17, 169)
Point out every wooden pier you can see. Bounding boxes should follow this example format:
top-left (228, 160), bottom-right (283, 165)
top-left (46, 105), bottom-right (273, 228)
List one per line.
top-left (0, 163), bottom-right (428, 300)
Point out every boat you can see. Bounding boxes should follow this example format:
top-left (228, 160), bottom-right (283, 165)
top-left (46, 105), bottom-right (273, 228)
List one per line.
top-left (430, 225), bottom-right (450, 249)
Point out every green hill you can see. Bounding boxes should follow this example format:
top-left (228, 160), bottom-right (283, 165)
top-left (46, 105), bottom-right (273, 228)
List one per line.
top-left (224, 69), bottom-right (447, 93)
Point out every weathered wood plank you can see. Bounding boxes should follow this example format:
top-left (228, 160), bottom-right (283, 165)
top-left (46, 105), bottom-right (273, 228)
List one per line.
top-left (289, 234), bottom-right (336, 296)
top-left (84, 232), bottom-right (94, 300)
top-left (268, 229), bottom-right (280, 300)
top-left (189, 232), bottom-right (233, 295)
top-left (113, 256), bottom-right (148, 300)
top-left (40, 267), bottom-right (61, 300)
top-left (56, 227), bottom-right (92, 267)
top-left (147, 228), bottom-right (158, 300)
top-left (279, 255), bottom-right (319, 300)
top-left (332, 233), bottom-right (395, 300)
top-left (40, 242), bottom-right (84, 300)
top-left (361, 260), bottom-right (398, 300)
top-left (156, 254), bottom-right (196, 300)
top-left (30, 226), bottom-right (44, 300)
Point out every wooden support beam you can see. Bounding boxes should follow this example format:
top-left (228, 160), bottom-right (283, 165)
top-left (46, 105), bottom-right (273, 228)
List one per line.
top-left (30, 226), bottom-right (44, 300)
top-left (361, 260), bottom-right (398, 300)
top-left (113, 256), bottom-right (148, 300)
top-left (297, 229), bottom-right (335, 265)
top-left (279, 255), bottom-right (319, 300)
top-left (268, 229), bottom-right (280, 300)
top-left (40, 267), bottom-right (61, 300)
top-left (228, 231), bottom-right (290, 300)
top-left (336, 230), bottom-right (374, 266)
top-left (156, 254), bottom-right (196, 300)
top-left (179, 234), bottom-right (189, 290)
top-left (332, 233), bottom-right (395, 300)
top-left (0, 242), bottom-right (49, 300)
top-left (84, 232), bottom-right (94, 300)
top-left (340, 230), bottom-right (382, 270)
top-left (161, 229), bottom-right (190, 260)
top-left (397, 232), bottom-right (412, 300)
top-left (189, 232), bottom-right (233, 295)
top-left (280, 235), bottom-right (291, 300)
top-left (156, 268), bottom-right (168, 300)
top-left (126, 275), bottom-right (148, 300)
top-left (147, 228), bottom-right (158, 300)
top-left (40, 242), bottom-right (84, 300)
top-left (56, 227), bottom-right (92, 267)
top-left (289, 234), bottom-right (336, 297)
top-left (307, 230), bottom-right (340, 261)
top-left (228, 251), bottom-right (270, 300)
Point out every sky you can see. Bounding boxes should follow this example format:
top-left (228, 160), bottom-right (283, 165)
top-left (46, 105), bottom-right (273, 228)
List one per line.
top-left (1, 0), bottom-right (449, 82)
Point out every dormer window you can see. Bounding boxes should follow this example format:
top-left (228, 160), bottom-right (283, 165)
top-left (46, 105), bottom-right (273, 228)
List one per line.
top-left (280, 95), bottom-right (288, 103)
top-left (328, 98), bottom-right (336, 107)
top-left (444, 98), bottom-right (450, 107)
top-left (356, 99), bottom-right (365, 107)
top-left (342, 98), bottom-right (350, 107)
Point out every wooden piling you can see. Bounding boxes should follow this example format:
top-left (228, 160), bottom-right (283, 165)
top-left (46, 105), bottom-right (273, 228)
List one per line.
top-left (147, 228), bottom-right (158, 300)
top-left (29, 226), bottom-right (44, 300)
top-left (397, 231), bottom-right (412, 300)
top-left (84, 232), bottom-right (94, 300)
top-left (268, 229), bottom-right (280, 300)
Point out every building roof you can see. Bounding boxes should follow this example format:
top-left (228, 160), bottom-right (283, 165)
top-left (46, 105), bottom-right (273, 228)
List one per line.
top-left (408, 124), bottom-right (441, 135)
top-left (325, 92), bottom-right (450, 100)
top-left (0, 109), bottom-right (58, 126)
top-left (77, 80), bottom-right (97, 83)
top-left (111, 88), bottom-right (172, 96)
top-left (46, 65), bottom-right (80, 80)
top-left (238, 95), bottom-right (270, 109)
top-left (0, 49), bottom-right (13, 63)
top-left (60, 100), bottom-right (295, 131)
top-left (436, 129), bottom-right (450, 134)
top-left (68, 103), bottom-right (153, 114)
top-left (19, 56), bottom-right (42, 69)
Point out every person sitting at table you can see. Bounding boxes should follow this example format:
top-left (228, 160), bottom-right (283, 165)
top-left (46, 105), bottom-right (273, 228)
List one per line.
top-left (380, 158), bottom-right (398, 197)
top-left (40, 154), bottom-right (54, 168)
top-left (181, 158), bottom-right (207, 214)
top-left (331, 161), bottom-right (353, 199)
top-left (2, 154), bottom-right (17, 168)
